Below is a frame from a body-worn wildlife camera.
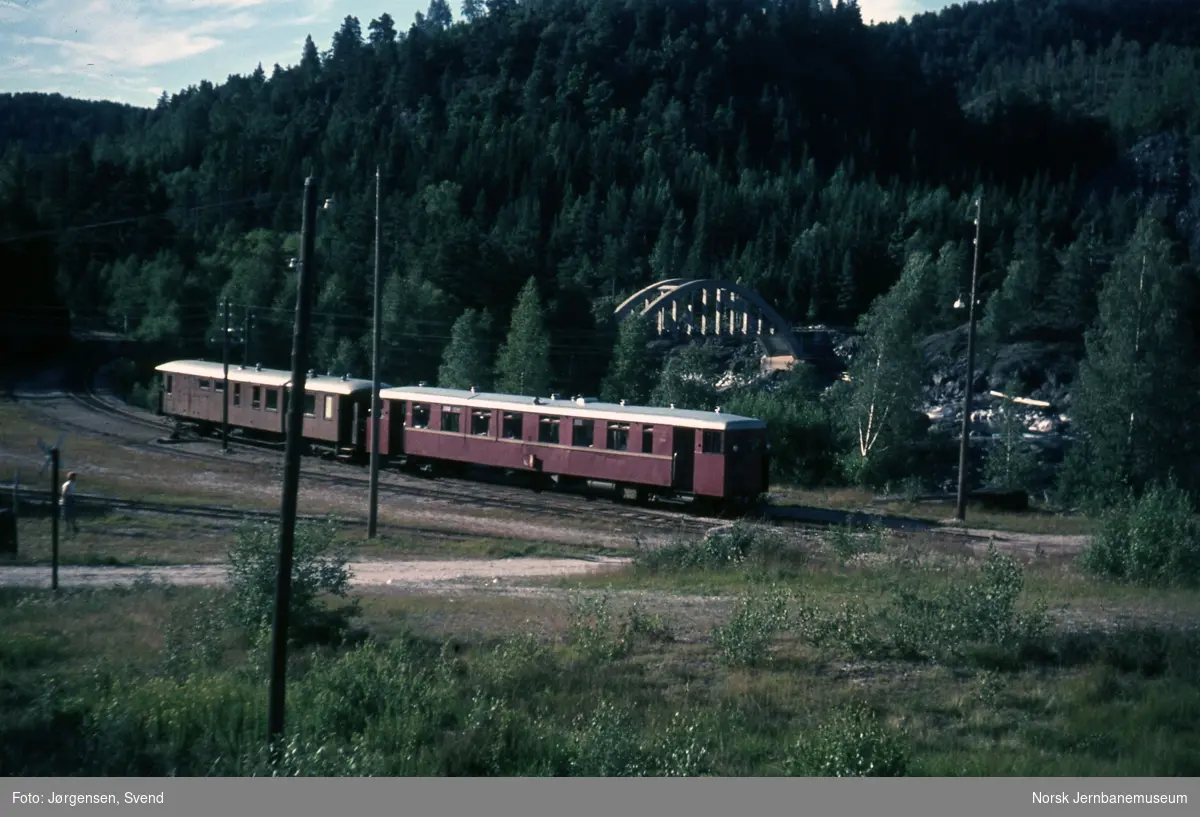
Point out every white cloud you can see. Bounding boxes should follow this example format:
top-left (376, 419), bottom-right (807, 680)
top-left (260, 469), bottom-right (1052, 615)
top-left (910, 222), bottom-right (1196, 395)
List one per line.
top-left (8, 1), bottom-right (260, 73)
top-left (161, 0), bottom-right (267, 8)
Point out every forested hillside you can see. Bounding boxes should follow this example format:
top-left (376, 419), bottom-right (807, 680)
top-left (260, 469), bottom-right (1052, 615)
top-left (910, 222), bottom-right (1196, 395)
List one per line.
top-left (2, 0), bottom-right (1199, 502)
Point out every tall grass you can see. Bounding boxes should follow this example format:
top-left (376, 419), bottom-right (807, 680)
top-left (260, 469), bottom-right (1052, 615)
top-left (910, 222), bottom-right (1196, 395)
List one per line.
top-left (2, 518), bottom-right (1199, 777)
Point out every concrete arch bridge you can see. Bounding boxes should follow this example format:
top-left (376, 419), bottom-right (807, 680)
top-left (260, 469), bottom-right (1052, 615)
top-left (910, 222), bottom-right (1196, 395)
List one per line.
top-left (613, 278), bottom-right (804, 371)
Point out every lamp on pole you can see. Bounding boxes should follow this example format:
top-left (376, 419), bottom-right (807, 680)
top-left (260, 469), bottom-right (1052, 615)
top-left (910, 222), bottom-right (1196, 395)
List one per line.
top-left (954, 193), bottom-right (983, 522)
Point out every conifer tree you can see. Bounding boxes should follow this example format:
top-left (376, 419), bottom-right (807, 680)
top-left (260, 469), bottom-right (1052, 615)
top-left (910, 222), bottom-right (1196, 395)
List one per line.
top-left (600, 314), bottom-right (657, 405)
top-left (494, 277), bottom-right (553, 396)
top-left (1062, 213), bottom-right (1198, 503)
top-left (438, 308), bottom-right (493, 391)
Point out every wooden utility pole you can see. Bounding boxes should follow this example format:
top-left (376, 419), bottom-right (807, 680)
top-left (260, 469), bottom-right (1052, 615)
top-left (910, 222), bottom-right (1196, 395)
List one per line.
top-left (222, 298), bottom-right (231, 452)
top-left (267, 176), bottom-right (319, 750)
top-left (955, 194), bottom-right (983, 522)
top-left (49, 448), bottom-right (59, 591)
top-left (368, 165), bottom-right (383, 539)
top-left (243, 308), bottom-right (254, 368)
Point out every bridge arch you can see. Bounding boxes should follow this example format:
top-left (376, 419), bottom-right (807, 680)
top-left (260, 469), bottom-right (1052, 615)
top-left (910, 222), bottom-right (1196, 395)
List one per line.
top-left (613, 278), bottom-right (804, 361)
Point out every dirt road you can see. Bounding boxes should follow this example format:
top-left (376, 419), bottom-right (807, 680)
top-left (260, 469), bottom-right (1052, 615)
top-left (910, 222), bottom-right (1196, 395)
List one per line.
top-left (0, 556), bottom-right (632, 591)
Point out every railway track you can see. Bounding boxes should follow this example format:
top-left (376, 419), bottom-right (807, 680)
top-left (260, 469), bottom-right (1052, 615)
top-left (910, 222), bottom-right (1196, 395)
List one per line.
top-left (2, 485), bottom-right (483, 542)
top-left (15, 381), bottom-right (951, 546)
top-left (19, 386), bottom-right (722, 540)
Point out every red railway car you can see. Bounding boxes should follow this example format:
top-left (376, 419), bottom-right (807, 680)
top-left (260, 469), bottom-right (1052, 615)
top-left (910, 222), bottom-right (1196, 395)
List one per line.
top-left (373, 386), bottom-right (770, 509)
top-left (154, 360), bottom-right (381, 456)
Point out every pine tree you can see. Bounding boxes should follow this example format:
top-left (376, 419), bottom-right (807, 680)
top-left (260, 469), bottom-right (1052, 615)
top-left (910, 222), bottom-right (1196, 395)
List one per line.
top-left (494, 277), bottom-right (553, 396)
top-left (425, 0), bottom-right (453, 31)
top-left (600, 314), bottom-right (657, 405)
top-left (1063, 213), bottom-right (1198, 503)
top-left (438, 308), bottom-right (493, 390)
top-left (460, 0), bottom-right (484, 23)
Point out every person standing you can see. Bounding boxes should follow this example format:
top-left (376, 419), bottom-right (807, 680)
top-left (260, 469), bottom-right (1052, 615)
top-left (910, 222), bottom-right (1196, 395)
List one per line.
top-left (60, 471), bottom-right (79, 535)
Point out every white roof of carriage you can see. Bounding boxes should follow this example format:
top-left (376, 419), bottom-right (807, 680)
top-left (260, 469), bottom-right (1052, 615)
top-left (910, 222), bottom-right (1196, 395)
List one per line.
top-left (155, 360), bottom-right (381, 396)
top-left (378, 385), bottom-right (766, 431)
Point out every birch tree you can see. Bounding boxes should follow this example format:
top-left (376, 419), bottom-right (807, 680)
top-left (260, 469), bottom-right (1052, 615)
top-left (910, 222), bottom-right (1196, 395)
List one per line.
top-left (833, 250), bottom-right (932, 486)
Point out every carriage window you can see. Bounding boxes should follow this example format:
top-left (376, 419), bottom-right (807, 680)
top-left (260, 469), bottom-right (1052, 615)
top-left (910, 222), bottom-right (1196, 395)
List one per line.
top-left (441, 406), bottom-right (461, 433)
top-left (538, 416), bottom-right (560, 444)
top-left (233, 384), bottom-right (241, 407)
top-left (265, 389), bottom-right (278, 412)
top-left (198, 379), bottom-right (211, 391)
top-left (471, 410), bottom-right (491, 436)
top-left (324, 395), bottom-right (335, 420)
top-left (607, 423), bottom-right (629, 451)
top-left (702, 430), bottom-right (724, 454)
top-left (572, 418), bottom-right (594, 447)
top-left (215, 379), bottom-right (224, 393)
top-left (502, 412), bottom-right (523, 439)
top-left (165, 375), bottom-right (173, 395)
top-left (411, 403), bottom-right (430, 428)
top-left (303, 393), bottom-right (316, 418)
top-left (252, 386), bottom-right (261, 410)
top-left (641, 426), bottom-right (655, 454)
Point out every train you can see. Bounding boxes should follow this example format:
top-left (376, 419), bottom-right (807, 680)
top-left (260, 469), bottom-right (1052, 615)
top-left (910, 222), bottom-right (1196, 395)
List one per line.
top-left (153, 359), bottom-right (771, 512)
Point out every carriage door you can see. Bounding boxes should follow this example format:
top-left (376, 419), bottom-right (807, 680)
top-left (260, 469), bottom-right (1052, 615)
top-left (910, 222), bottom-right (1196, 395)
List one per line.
top-left (389, 401), bottom-right (406, 454)
top-left (672, 427), bottom-right (695, 490)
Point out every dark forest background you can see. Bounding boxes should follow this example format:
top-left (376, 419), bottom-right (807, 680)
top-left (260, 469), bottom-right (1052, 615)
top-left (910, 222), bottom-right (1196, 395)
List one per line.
top-left (3, 0), bottom-right (1200, 502)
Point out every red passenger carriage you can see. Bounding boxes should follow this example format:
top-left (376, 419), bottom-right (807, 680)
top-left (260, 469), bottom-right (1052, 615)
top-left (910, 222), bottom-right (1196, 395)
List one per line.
top-left (372, 386), bottom-right (770, 509)
top-left (155, 360), bottom-right (380, 457)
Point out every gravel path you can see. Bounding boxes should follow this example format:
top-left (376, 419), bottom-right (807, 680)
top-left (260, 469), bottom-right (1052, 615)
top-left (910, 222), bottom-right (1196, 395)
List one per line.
top-left (0, 556), bottom-right (632, 591)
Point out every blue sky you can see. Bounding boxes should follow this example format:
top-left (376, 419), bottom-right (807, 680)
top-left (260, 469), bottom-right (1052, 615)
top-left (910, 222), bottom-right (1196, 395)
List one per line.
top-left (0, 0), bottom-right (956, 108)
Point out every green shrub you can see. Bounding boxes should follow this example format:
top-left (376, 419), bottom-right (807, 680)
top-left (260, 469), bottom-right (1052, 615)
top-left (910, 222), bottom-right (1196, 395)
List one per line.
top-left (723, 366), bottom-right (839, 487)
top-left (160, 593), bottom-right (231, 679)
top-left (824, 520), bottom-right (887, 562)
top-left (225, 518), bottom-right (358, 638)
top-left (634, 522), bottom-right (792, 572)
top-left (785, 702), bottom-right (909, 777)
top-left (793, 598), bottom-right (880, 657)
top-left (566, 590), bottom-right (633, 662)
top-left (1081, 482), bottom-right (1200, 588)
top-left (129, 379), bottom-right (162, 412)
top-left (889, 545), bottom-right (1048, 661)
top-left (710, 584), bottom-right (791, 668)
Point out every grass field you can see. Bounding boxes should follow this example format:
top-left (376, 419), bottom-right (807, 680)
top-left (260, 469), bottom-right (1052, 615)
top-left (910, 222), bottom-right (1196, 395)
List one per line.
top-left (3, 511), bottom-right (605, 566)
top-left (2, 521), bottom-right (1197, 777)
top-left (769, 486), bottom-right (1095, 537)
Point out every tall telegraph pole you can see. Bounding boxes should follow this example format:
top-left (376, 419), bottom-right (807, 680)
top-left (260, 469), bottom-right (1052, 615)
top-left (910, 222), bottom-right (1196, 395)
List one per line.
top-left (955, 193), bottom-right (983, 522)
top-left (368, 166), bottom-right (383, 538)
top-left (267, 177), bottom-right (319, 750)
top-left (222, 298), bottom-right (231, 452)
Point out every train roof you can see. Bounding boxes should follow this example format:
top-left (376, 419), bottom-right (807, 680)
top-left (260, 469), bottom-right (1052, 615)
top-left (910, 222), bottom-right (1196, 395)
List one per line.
top-left (155, 360), bottom-right (381, 396)
top-left (377, 385), bottom-right (767, 431)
